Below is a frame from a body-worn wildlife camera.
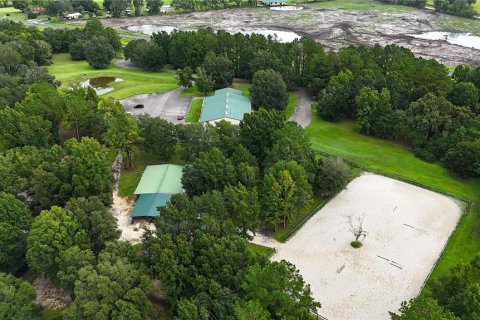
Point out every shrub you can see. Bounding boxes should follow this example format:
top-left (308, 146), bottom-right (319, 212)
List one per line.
top-left (27, 12), bottom-right (38, 19)
top-left (351, 241), bottom-right (362, 248)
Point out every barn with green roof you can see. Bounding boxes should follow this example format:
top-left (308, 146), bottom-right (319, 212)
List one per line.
top-left (131, 164), bottom-right (184, 219)
top-left (199, 88), bottom-right (252, 125)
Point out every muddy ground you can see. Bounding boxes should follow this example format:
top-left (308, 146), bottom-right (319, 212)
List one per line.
top-left (93, 5), bottom-right (480, 66)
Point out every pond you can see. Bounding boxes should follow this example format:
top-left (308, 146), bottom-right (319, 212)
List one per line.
top-left (225, 28), bottom-right (300, 43)
top-left (407, 32), bottom-right (480, 50)
top-left (270, 5), bottom-right (303, 11)
top-left (125, 25), bottom-right (180, 35)
top-left (125, 25), bottom-right (301, 43)
top-left (79, 77), bottom-right (123, 95)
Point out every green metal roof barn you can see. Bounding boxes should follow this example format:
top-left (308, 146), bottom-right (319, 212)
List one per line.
top-left (131, 164), bottom-right (184, 218)
top-left (199, 88), bottom-right (251, 124)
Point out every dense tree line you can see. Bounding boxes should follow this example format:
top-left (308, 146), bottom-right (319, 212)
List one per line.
top-left (377, 0), bottom-right (426, 8)
top-left (434, 0), bottom-right (478, 18)
top-left (0, 20), bottom-right (56, 105)
top-left (43, 20), bottom-right (120, 68)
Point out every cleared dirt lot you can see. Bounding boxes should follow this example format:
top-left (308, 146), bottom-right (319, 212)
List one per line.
top-left (254, 173), bottom-right (463, 320)
top-left (95, 5), bottom-right (480, 66)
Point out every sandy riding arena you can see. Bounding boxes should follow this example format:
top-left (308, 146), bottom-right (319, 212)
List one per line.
top-left (254, 173), bottom-right (463, 320)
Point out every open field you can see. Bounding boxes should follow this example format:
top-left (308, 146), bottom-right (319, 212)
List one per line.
top-left (48, 54), bottom-right (178, 100)
top-left (0, 6), bottom-right (25, 21)
top-left (255, 173), bottom-right (463, 319)
top-left (186, 98), bottom-right (203, 122)
top-left (305, 113), bottom-right (480, 283)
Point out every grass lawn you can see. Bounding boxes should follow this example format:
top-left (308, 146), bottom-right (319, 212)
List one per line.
top-left (310, 0), bottom-right (416, 13)
top-left (118, 148), bottom-right (183, 198)
top-left (272, 195), bottom-right (325, 243)
top-left (186, 98), bottom-right (203, 122)
top-left (305, 109), bottom-right (480, 288)
top-left (285, 93), bottom-right (298, 119)
top-left (48, 53), bottom-right (178, 100)
top-left (232, 80), bottom-right (251, 96)
top-left (248, 243), bottom-right (275, 257)
top-left (0, 6), bottom-right (26, 21)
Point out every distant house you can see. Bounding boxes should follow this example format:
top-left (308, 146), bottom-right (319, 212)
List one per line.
top-left (131, 164), bottom-right (184, 220)
top-left (199, 88), bottom-right (252, 125)
top-left (258, 0), bottom-right (287, 6)
top-left (65, 12), bottom-right (83, 19)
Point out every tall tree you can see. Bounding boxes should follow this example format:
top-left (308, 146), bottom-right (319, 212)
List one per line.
top-left (101, 98), bottom-right (142, 168)
top-left (0, 192), bottom-right (32, 274)
top-left (390, 297), bottom-right (460, 320)
top-left (223, 184), bottom-right (260, 239)
top-left (203, 51), bottom-right (235, 89)
top-left (316, 69), bottom-right (356, 121)
top-left (195, 66), bottom-right (215, 96)
top-left (110, 0), bottom-right (130, 17)
top-left (355, 87), bottom-right (393, 137)
top-left (133, 0), bottom-right (144, 16)
top-left (241, 261), bottom-right (321, 319)
top-left (0, 273), bottom-right (41, 320)
top-left (84, 36), bottom-right (115, 69)
top-left (250, 69), bottom-right (288, 111)
top-left (314, 156), bottom-right (350, 197)
top-left (262, 160), bottom-right (312, 229)
top-left (239, 108), bottom-right (286, 163)
top-left (181, 147), bottom-right (237, 196)
top-left (146, 0), bottom-right (163, 14)
top-left (26, 206), bottom-right (90, 279)
top-left (64, 245), bottom-right (153, 320)
top-left (137, 115), bottom-right (177, 161)
top-left (65, 197), bottom-right (120, 254)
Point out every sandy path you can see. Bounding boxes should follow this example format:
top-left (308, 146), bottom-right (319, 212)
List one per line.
top-left (110, 153), bottom-right (155, 244)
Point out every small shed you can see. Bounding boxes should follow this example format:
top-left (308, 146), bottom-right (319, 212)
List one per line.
top-left (131, 164), bottom-right (184, 220)
top-left (199, 88), bottom-right (252, 125)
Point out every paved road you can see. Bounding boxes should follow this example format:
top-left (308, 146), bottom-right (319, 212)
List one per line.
top-left (24, 19), bottom-right (147, 40)
top-left (289, 89), bottom-right (313, 128)
top-left (122, 88), bottom-right (191, 124)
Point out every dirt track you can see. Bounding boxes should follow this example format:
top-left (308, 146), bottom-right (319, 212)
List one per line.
top-left (96, 5), bottom-right (480, 66)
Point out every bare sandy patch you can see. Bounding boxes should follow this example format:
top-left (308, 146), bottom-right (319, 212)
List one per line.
top-left (253, 173), bottom-right (462, 320)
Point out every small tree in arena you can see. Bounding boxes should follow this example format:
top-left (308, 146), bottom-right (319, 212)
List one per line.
top-left (347, 214), bottom-right (367, 248)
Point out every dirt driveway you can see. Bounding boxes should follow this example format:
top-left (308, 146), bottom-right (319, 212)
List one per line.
top-left (122, 88), bottom-right (191, 124)
top-left (95, 5), bottom-right (480, 66)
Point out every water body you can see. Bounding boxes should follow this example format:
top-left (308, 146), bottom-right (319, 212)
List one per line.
top-left (270, 5), bottom-right (303, 11)
top-left (408, 32), bottom-right (480, 50)
top-left (126, 25), bottom-right (180, 35)
top-left (79, 77), bottom-right (123, 95)
top-left (125, 25), bottom-right (300, 42)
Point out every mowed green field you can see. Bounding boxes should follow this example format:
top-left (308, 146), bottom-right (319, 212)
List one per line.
top-left (305, 111), bottom-right (480, 285)
top-left (48, 54), bottom-right (178, 100)
top-left (0, 6), bottom-right (26, 21)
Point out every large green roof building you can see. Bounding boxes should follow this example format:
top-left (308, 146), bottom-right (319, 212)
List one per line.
top-left (199, 88), bottom-right (252, 125)
top-left (131, 164), bottom-right (184, 218)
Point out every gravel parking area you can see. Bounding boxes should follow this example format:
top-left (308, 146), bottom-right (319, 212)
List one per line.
top-left (122, 88), bottom-right (191, 124)
top-left (253, 173), bottom-right (462, 319)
